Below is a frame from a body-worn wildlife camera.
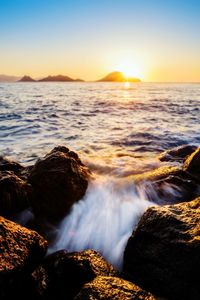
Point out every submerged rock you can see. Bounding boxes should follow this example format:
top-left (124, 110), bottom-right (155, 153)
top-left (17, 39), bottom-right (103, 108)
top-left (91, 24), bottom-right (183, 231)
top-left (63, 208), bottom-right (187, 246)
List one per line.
top-left (123, 197), bottom-right (200, 299)
top-left (75, 276), bottom-right (157, 300)
top-left (0, 216), bottom-right (47, 299)
top-left (134, 165), bottom-right (199, 204)
top-left (29, 146), bottom-right (90, 222)
top-left (41, 249), bottom-right (118, 299)
top-left (0, 171), bottom-right (31, 218)
top-left (158, 144), bottom-right (197, 163)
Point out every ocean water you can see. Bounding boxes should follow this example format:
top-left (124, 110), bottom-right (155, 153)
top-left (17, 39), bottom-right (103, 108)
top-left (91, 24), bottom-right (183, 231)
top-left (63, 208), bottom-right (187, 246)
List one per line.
top-left (1, 82), bottom-right (200, 268)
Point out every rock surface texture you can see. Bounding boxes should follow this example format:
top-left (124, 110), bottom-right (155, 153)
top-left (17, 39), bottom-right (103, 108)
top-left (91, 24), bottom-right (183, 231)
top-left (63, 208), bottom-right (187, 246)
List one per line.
top-left (75, 276), bottom-right (157, 300)
top-left (0, 171), bottom-right (31, 218)
top-left (41, 249), bottom-right (118, 299)
top-left (0, 216), bottom-right (47, 299)
top-left (29, 146), bottom-right (90, 222)
top-left (123, 197), bottom-right (200, 300)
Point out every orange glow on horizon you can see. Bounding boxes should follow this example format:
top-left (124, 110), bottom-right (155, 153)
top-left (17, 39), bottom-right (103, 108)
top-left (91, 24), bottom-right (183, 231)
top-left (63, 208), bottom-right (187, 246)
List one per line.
top-left (106, 52), bottom-right (146, 81)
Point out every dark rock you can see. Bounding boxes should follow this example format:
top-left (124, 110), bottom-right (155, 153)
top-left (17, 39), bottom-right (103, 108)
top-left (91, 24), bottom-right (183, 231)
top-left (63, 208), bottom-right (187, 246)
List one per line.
top-left (49, 145), bottom-right (69, 154)
top-left (0, 156), bottom-right (24, 175)
top-left (183, 146), bottom-right (200, 178)
top-left (28, 146), bottom-right (90, 222)
top-left (75, 276), bottom-right (157, 300)
top-left (123, 197), bottom-right (200, 300)
top-left (31, 265), bottom-right (49, 298)
top-left (134, 165), bottom-right (199, 204)
top-left (158, 144), bottom-right (197, 163)
top-left (0, 171), bottom-right (31, 218)
top-left (42, 249), bottom-right (118, 299)
top-left (0, 216), bottom-right (47, 299)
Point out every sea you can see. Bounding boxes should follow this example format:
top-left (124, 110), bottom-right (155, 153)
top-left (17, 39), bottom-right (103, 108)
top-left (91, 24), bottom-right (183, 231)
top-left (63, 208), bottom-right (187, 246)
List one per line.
top-left (0, 82), bottom-right (200, 269)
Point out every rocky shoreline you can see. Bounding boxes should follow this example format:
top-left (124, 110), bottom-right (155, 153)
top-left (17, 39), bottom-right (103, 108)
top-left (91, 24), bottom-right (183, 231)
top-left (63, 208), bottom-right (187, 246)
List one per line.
top-left (0, 145), bottom-right (200, 299)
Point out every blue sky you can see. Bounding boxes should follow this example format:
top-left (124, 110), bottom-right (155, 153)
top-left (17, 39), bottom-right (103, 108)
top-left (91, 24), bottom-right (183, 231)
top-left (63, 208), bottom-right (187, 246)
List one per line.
top-left (0, 0), bottom-right (200, 81)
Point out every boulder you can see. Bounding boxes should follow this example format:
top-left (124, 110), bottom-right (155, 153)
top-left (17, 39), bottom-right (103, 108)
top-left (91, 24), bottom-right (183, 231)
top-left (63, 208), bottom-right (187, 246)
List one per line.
top-left (158, 144), bottom-right (197, 163)
top-left (75, 276), bottom-right (157, 300)
top-left (123, 197), bottom-right (200, 299)
top-left (0, 216), bottom-right (47, 299)
top-left (0, 171), bottom-right (31, 218)
top-left (28, 146), bottom-right (90, 222)
top-left (41, 249), bottom-right (118, 299)
top-left (183, 146), bottom-right (200, 177)
top-left (134, 165), bottom-right (199, 204)
top-left (0, 156), bottom-right (24, 175)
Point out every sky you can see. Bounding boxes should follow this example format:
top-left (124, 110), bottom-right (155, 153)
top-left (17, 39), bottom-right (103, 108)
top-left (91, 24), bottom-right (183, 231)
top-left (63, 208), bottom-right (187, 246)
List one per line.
top-left (0, 0), bottom-right (200, 82)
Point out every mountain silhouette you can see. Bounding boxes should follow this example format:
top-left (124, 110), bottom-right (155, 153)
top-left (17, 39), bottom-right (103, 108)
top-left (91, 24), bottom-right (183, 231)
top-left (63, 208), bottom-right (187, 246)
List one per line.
top-left (18, 75), bottom-right (36, 82)
top-left (98, 71), bottom-right (141, 82)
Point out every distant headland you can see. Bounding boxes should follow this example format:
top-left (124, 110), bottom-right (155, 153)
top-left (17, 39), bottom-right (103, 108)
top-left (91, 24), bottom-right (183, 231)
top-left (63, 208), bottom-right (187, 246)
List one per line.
top-left (38, 75), bottom-right (84, 82)
top-left (0, 72), bottom-right (141, 83)
top-left (18, 74), bottom-right (84, 82)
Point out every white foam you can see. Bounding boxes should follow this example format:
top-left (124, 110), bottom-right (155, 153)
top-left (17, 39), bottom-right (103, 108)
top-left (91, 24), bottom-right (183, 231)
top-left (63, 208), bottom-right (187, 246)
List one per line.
top-left (49, 176), bottom-right (153, 270)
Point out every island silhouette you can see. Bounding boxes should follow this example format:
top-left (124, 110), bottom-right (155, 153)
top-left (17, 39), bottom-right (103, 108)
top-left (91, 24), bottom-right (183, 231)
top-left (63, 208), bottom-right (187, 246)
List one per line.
top-left (0, 72), bottom-right (141, 82)
top-left (98, 71), bottom-right (141, 82)
top-left (18, 75), bottom-right (36, 82)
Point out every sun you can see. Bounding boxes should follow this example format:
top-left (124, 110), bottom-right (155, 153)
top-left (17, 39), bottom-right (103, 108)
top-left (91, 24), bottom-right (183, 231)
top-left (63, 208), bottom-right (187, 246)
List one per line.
top-left (118, 61), bottom-right (143, 80)
top-left (111, 55), bottom-right (145, 80)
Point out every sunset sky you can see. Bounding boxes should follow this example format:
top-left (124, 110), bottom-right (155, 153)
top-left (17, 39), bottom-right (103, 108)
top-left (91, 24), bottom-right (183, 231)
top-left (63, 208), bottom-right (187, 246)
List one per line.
top-left (0, 0), bottom-right (200, 82)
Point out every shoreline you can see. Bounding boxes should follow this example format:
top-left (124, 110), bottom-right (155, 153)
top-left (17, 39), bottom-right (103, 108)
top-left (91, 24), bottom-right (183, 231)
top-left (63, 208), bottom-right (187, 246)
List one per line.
top-left (0, 144), bottom-right (200, 299)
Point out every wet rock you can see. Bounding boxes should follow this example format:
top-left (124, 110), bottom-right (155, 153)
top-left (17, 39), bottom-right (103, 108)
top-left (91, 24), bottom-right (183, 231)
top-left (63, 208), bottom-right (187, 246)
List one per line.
top-left (134, 165), bottom-right (199, 204)
top-left (42, 249), bottom-right (118, 299)
top-left (158, 144), bottom-right (197, 163)
top-left (123, 197), bottom-right (200, 300)
top-left (0, 216), bottom-right (47, 299)
top-left (0, 156), bottom-right (24, 175)
top-left (0, 171), bottom-right (31, 218)
top-left (75, 276), bottom-right (157, 300)
top-left (183, 146), bottom-right (200, 178)
top-left (29, 146), bottom-right (90, 222)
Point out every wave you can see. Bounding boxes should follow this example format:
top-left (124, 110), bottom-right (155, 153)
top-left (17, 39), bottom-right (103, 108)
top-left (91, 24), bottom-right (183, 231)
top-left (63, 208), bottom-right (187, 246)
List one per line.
top-left (49, 176), bottom-right (153, 270)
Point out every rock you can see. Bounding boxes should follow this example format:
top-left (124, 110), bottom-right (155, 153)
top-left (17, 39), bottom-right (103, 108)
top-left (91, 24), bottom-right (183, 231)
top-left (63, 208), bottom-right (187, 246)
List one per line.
top-left (158, 144), bottom-right (197, 163)
top-left (0, 156), bottom-right (24, 175)
top-left (134, 165), bottom-right (199, 204)
top-left (0, 216), bottom-right (47, 299)
top-left (183, 146), bottom-right (200, 177)
top-left (42, 249), bottom-right (118, 299)
top-left (31, 265), bottom-right (49, 298)
top-left (0, 171), bottom-right (31, 218)
top-left (123, 197), bottom-right (200, 300)
top-left (28, 146), bottom-right (90, 222)
top-left (75, 276), bottom-right (157, 300)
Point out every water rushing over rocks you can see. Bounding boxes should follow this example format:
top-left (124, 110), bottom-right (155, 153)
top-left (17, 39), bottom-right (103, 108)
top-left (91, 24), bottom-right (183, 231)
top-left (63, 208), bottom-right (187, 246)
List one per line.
top-left (50, 176), bottom-right (153, 269)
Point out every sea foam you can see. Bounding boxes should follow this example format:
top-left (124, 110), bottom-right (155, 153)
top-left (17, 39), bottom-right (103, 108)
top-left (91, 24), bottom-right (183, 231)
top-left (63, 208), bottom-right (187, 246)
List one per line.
top-left (49, 176), bottom-right (153, 270)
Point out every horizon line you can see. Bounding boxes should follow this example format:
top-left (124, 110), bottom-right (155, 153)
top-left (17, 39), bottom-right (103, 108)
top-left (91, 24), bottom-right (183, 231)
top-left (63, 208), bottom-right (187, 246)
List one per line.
top-left (0, 73), bottom-right (200, 84)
